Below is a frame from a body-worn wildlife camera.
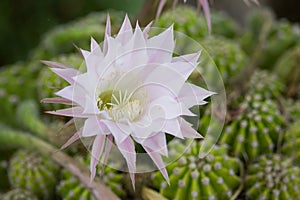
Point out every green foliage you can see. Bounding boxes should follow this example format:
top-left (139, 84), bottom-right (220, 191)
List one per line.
top-left (8, 150), bottom-right (60, 199)
top-left (245, 155), bottom-right (300, 200)
top-left (152, 139), bottom-right (241, 200)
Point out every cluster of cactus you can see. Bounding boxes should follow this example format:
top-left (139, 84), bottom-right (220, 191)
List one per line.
top-left (8, 150), bottom-right (60, 199)
top-left (32, 11), bottom-right (123, 60)
top-left (220, 94), bottom-right (284, 160)
top-left (151, 139), bottom-right (242, 200)
top-left (57, 156), bottom-right (125, 199)
top-left (245, 155), bottom-right (300, 199)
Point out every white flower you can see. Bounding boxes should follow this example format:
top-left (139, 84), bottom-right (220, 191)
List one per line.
top-left (42, 15), bottom-right (214, 186)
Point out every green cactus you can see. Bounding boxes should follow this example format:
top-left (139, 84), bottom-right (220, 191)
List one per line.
top-left (0, 61), bottom-right (41, 126)
top-left (38, 53), bottom-right (83, 111)
top-left (240, 8), bottom-right (274, 54)
top-left (8, 150), bottom-right (60, 199)
top-left (57, 156), bottom-right (125, 200)
top-left (32, 11), bottom-right (123, 60)
top-left (282, 99), bottom-right (300, 123)
top-left (246, 70), bottom-right (284, 100)
top-left (220, 94), bottom-right (285, 160)
top-left (155, 6), bottom-right (239, 40)
top-left (282, 120), bottom-right (300, 165)
top-left (258, 20), bottom-right (300, 69)
top-left (199, 36), bottom-right (248, 85)
top-left (245, 154), bottom-right (300, 199)
top-left (274, 47), bottom-right (300, 98)
top-left (151, 139), bottom-right (242, 200)
top-left (1, 188), bottom-right (38, 200)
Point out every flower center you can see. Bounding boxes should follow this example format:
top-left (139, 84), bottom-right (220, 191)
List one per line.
top-left (97, 90), bottom-right (142, 122)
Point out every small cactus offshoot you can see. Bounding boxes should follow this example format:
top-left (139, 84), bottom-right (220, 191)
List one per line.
top-left (151, 139), bottom-right (242, 200)
top-left (8, 150), bottom-right (60, 199)
top-left (245, 154), bottom-right (300, 200)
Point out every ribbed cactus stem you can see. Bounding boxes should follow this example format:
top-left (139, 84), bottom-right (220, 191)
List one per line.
top-left (0, 124), bottom-right (120, 200)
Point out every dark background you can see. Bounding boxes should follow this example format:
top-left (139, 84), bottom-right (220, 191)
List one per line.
top-left (0, 0), bottom-right (299, 67)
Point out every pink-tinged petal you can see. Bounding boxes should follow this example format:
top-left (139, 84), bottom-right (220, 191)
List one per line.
top-left (143, 21), bottom-right (153, 39)
top-left (147, 26), bottom-right (175, 63)
top-left (55, 86), bottom-right (74, 101)
top-left (139, 132), bottom-right (168, 156)
top-left (46, 107), bottom-right (87, 118)
top-left (103, 15), bottom-right (111, 55)
top-left (41, 97), bottom-right (73, 105)
top-left (51, 68), bottom-right (80, 84)
top-left (102, 120), bottom-right (131, 144)
top-left (100, 134), bottom-right (113, 175)
top-left (143, 146), bottom-right (169, 185)
top-left (60, 128), bottom-right (82, 150)
top-left (90, 134), bottom-right (106, 181)
top-left (172, 51), bottom-right (201, 64)
top-left (156, 0), bottom-right (167, 19)
top-left (90, 37), bottom-right (98, 51)
top-left (161, 118), bottom-right (184, 139)
top-left (166, 61), bottom-right (197, 82)
top-left (80, 49), bottom-right (91, 60)
top-left (82, 117), bottom-right (110, 137)
top-left (198, 0), bottom-right (211, 33)
top-left (41, 60), bottom-right (73, 69)
top-left (180, 119), bottom-right (203, 139)
top-left (116, 15), bottom-right (133, 45)
top-left (115, 137), bottom-right (136, 187)
top-left (177, 83), bottom-right (215, 108)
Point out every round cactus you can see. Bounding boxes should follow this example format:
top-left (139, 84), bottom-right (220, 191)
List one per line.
top-left (38, 53), bottom-right (83, 111)
top-left (220, 94), bottom-right (285, 160)
top-left (1, 188), bottom-right (38, 200)
top-left (151, 139), bottom-right (242, 200)
top-left (32, 11), bottom-right (123, 60)
top-left (8, 150), bottom-right (60, 199)
top-left (246, 70), bottom-right (284, 100)
top-left (57, 156), bottom-right (125, 200)
top-left (245, 154), bottom-right (300, 199)
top-left (155, 6), bottom-right (239, 39)
top-left (274, 47), bottom-right (300, 98)
top-left (282, 120), bottom-right (300, 165)
top-left (199, 36), bottom-right (248, 85)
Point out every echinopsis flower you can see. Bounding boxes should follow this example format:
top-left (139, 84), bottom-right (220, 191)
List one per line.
top-left (42, 15), bottom-right (214, 186)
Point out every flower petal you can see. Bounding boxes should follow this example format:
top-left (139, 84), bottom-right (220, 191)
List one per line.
top-left (180, 119), bottom-right (203, 138)
top-left (82, 116), bottom-right (110, 137)
top-left (51, 68), bottom-right (80, 84)
top-left (115, 137), bottom-right (136, 187)
top-left (60, 128), bottom-right (82, 150)
top-left (90, 134), bottom-right (106, 181)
